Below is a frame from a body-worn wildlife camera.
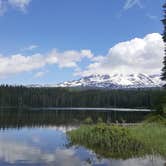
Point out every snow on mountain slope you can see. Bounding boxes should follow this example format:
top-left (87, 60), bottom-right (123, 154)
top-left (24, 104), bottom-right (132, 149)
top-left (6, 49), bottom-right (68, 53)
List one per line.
top-left (54, 73), bottom-right (164, 89)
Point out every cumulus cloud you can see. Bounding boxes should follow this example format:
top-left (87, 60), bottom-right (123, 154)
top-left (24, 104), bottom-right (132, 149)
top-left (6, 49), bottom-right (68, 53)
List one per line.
top-left (123, 0), bottom-right (142, 10)
top-left (47, 49), bottom-right (93, 68)
top-left (76, 33), bottom-right (164, 76)
top-left (0, 33), bottom-right (163, 78)
top-left (0, 49), bottom-right (93, 78)
top-left (0, 0), bottom-right (31, 15)
top-left (0, 53), bottom-right (45, 77)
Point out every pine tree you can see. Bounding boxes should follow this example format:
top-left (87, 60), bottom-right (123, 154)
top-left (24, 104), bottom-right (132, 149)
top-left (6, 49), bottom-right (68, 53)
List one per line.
top-left (161, 2), bottom-right (166, 87)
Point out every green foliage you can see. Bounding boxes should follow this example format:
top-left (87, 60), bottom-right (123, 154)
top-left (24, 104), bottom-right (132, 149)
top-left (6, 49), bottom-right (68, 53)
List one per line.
top-left (69, 124), bottom-right (142, 159)
top-left (84, 117), bottom-right (93, 124)
top-left (130, 123), bottom-right (166, 157)
top-left (150, 91), bottom-right (166, 123)
top-left (144, 114), bottom-right (166, 125)
top-left (163, 105), bottom-right (166, 113)
top-left (145, 92), bottom-right (166, 120)
top-left (0, 85), bottom-right (165, 108)
top-left (97, 117), bottom-right (103, 123)
top-left (68, 123), bottom-right (166, 159)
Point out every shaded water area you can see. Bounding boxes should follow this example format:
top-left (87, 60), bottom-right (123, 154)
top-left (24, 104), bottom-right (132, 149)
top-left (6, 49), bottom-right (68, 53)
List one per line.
top-left (0, 108), bottom-right (165, 166)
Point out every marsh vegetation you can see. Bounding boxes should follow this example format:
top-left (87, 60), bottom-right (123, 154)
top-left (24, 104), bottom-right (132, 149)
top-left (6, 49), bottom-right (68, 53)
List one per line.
top-left (68, 122), bottom-right (166, 159)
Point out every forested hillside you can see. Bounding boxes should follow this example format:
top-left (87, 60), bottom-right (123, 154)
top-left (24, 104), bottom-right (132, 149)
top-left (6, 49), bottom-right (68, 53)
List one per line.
top-left (0, 85), bottom-right (165, 108)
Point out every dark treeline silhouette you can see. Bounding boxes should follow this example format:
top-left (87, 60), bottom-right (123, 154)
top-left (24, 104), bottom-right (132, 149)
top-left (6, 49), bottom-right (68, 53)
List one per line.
top-left (0, 85), bottom-right (165, 108)
top-left (0, 109), bottom-right (150, 129)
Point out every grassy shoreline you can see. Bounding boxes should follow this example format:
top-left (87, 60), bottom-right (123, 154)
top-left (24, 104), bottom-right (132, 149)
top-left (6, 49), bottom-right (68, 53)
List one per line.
top-left (68, 122), bottom-right (166, 159)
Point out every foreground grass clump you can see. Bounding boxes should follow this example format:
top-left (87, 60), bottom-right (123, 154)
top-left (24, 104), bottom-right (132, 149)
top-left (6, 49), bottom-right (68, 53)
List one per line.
top-left (84, 117), bottom-right (93, 124)
top-left (130, 123), bottom-right (166, 157)
top-left (68, 123), bottom-right (166, 159)
top-left (68, 123), bottom-right (144, 159)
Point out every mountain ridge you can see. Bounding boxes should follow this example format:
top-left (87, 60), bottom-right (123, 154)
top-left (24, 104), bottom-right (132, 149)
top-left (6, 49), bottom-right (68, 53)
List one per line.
top-left (53, 73), bottom-right (164, 89)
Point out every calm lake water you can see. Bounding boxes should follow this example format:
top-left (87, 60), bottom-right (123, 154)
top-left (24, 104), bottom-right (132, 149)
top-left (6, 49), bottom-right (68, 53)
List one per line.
top-left (0, 108), bottom-right (165, 166)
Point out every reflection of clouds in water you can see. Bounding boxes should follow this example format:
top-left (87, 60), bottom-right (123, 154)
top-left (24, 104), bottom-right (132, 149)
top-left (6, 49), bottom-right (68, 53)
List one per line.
top-left (52, 149), bottom-right (81, 166)
top-left (109, 157), bottom-right (165, 166)
top-left (0, 127), bottom-right (165, 166)
top-left (48, 125), bottom-right (78, 133)
top-left (0, 141), bottom-right (41, 164)
top-left (0, 140), bottom-right (81, 165)
top-left (0, 140), bottom-right (165, 166)
top-left (31, 135), bottom-right (41, 143)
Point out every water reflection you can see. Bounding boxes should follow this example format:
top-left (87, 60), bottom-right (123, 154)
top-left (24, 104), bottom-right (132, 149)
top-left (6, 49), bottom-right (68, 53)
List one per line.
top-left (0, 109), bottom-right (165, 166)
top-left (0, 108), bottom-right (150, 129)
top-left (0, 128), bottom-right (80, 165)
top-left (0, 127), bottom-right (165, 166)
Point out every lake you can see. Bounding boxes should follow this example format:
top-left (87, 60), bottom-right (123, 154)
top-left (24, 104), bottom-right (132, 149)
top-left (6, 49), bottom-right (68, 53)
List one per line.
top-left (0, 108), bottom-right (165, 166)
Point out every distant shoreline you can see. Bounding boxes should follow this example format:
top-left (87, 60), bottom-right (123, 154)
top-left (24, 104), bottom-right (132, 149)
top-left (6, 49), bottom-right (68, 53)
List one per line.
top-left (0, 106), bottom-right (154, 112)
top-left (30, 107), bottom-right (153, 112)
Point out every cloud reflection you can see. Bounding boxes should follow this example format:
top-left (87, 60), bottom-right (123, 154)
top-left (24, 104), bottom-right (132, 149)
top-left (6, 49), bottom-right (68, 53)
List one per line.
top-left (0, 139), bottom-right (81, 165)
top-left (0, 127), bottom-right (165, 166)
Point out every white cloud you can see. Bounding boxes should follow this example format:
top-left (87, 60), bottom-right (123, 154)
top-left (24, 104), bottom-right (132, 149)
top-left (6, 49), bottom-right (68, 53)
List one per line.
top-left (47, 49), bottom-right (93, 68)
top-left (123, 0), bottom-right (142, 10)
top-left (146, 14), bottom-right (157, 20)
top-left (0, 1), bottom-right (7, 15)
top-left (76, 33), bottom-right (164, 76)
top-left (0, 53), bottom-right (45, 77)
top-left (8, 0), bottom-right (31, 11)
top-left (0, 33), bottom-right (163, 79)
top-left (0, 49), bottom-right (93, 78)
top-left (34, 71), bottom-right (47, 78)
top-left (0, 0), bottom-right (31, 15)
top-left (21, 45), bottom-right (39, 51)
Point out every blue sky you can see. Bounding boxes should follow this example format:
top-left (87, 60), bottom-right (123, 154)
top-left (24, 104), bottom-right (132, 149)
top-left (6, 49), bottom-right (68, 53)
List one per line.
top-left (0, 0), bottom-right (164, 85)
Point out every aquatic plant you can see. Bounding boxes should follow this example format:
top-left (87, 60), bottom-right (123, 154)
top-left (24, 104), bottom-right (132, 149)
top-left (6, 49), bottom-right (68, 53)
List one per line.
top-left (68, 123), bottom-right (143, 159)
top-left (97, 117), bottom-right (103, 123)
top-left (84, 117), bottom-right (93, 124)
top-left (68, 123), bottom-right (166, 159)
top-left (130, 123), bottom-right (166, 157)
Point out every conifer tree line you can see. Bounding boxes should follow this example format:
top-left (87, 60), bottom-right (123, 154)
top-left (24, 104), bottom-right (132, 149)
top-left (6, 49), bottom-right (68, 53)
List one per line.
top-left (0, 85), bottom-right (165, 109)
top-left (162, 2), bottom-right (166, 87)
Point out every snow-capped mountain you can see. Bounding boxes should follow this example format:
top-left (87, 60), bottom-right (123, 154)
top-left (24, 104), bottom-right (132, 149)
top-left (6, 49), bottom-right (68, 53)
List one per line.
top-left (54, 73), bottom-right (164, 89)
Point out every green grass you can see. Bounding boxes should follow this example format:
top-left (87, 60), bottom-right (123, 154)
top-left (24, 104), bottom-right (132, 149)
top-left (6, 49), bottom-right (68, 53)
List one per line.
top-left (144, 114), bottom-right (166, 125)
top-left (144, 105), bottom-right (166, 125)
top-left (83, 117), bottom-right (93, 124)
top-left (68, 123), bottom-right (166, 159)
top-left (129, 123), bottom-right (166, 157)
